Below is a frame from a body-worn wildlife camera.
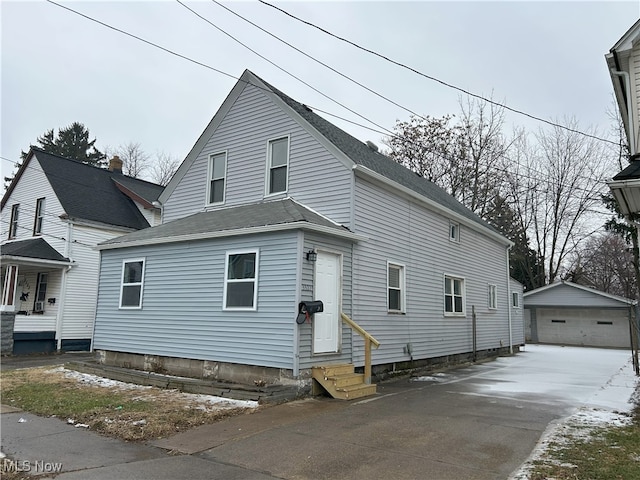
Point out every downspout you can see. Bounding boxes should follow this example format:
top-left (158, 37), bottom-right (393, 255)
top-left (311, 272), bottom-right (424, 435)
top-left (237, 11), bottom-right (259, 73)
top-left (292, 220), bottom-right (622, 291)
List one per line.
top-left (611, 50), bottom-right (637, 155)
top-left (506, 245), bottom-right (513, 354)
top-left (56, 220), bottom-right (74, 350)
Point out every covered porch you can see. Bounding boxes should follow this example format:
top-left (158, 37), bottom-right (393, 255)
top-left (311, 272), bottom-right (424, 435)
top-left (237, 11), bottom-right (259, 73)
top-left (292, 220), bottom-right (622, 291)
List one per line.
top-left (1, 238), bottom-right (73, 354)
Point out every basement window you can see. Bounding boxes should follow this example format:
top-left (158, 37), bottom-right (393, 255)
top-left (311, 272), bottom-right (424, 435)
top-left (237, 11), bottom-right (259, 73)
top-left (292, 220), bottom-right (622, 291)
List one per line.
top-left (597, 321), bottom-right (613, 325)
top-left (551, 319), bottom-right (566, 324)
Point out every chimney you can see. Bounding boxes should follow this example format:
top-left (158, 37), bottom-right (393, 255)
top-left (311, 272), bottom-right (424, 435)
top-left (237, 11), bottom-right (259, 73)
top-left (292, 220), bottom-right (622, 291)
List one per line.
top-left (109, 155), bottom-right (123, 174)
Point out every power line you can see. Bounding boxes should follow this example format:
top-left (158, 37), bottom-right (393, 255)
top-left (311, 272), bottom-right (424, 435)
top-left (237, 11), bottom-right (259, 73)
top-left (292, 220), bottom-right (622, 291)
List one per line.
top-left (39, 2), bottom-right (614, 204)
top-left (258, 0), bottom-right (619, 147)
top-left (176, 0), bottom-right (393, 136)
top-left (0, 219), bottom-right (94, 249)
top-left (210, 0), bottom-right (426, 121)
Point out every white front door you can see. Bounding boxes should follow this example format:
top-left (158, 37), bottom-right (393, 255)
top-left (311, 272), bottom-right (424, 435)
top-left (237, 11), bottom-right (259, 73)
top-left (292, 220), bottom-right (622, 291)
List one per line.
top-left (313, 251), bottom-right (340, 354)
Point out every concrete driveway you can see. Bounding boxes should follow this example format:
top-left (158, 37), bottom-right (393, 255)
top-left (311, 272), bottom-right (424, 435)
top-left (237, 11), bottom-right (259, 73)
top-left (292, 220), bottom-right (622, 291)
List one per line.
top-left (2, 345), bottom-right (634, 479)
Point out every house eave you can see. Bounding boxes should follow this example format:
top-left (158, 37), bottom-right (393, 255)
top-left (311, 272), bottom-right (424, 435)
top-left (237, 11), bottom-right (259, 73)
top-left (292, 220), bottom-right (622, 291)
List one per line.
top-left (523, 280), bottom-right (637, 306)
top-left (96, 221), bottom-right (366, 251)
top-left (352, 165), bottom-right (513, 247)
top-left (607, 178), bottom-right (640, 217)
top-left (0, 255), bottom-right (73, 268)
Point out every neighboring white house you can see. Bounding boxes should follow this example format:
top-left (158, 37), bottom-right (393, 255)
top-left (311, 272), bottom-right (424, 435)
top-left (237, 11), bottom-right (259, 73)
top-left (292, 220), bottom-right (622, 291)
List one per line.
top-left (0, 149), bottom-right (163, 354)
top-left (607, 19), bottom-right (640, 215)
top-left (524, 281), bottom-right (636, 349)
top-left (92, 70), bottom-right (523, 396)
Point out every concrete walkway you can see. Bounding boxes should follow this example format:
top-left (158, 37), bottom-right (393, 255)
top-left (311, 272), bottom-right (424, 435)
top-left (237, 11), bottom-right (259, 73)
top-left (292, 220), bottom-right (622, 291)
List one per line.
top-left (1, 345), bottom-right (635, 479)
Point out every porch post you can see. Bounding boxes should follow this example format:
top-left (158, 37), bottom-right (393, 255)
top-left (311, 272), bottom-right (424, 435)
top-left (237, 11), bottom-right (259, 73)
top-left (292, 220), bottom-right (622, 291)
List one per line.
top-left (1, 264), bottom-right (19, 312)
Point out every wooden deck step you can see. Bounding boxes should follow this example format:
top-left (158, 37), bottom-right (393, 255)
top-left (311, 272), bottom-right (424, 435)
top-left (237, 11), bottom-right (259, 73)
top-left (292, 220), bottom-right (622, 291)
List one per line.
top-left (311, 364), bottom-right (376, 400)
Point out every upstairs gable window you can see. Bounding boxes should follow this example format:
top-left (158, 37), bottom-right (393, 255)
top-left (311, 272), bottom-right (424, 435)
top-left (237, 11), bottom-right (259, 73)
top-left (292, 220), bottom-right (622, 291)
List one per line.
top-left (8, 204), bottom-right (19, 239)
top-left (449, 221), bottom-right (460, 242)
top-left (207, 152), bottom-right (227, 205)
top-left (266, 137), bottom-right (289, 195)
top-left (33, 198), bottom-right (45, 235)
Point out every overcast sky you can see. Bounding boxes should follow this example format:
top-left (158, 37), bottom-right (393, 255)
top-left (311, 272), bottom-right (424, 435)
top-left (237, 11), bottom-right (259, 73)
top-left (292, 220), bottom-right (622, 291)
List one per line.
top-left (2, 1), bottom-right (638, 182)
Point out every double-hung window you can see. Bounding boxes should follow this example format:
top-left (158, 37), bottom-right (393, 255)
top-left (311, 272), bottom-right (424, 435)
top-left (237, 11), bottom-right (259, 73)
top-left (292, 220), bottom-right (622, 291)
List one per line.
top-left (120, 259), bottom-right (145, 309)
top-left (207, 152), bottom-right (227, 205)
top-left (512, 292), bottom-right (519, 308)
top-left (8, 204), bottom-right (19, 239)
top-left (488, 284), bottom-right (497, 310)
top-left (266, 137), bottom-right (289, 195)
top-left (224, 250), bottom-right (259, 310)
top-left (387, 262), bottom-right (405, 313)
top-left (444, 275), bottom-right (465, 315)
top-left (33, 198), bottom-right (45, 235)
top-left (34, 272), bottom-right (48, 312)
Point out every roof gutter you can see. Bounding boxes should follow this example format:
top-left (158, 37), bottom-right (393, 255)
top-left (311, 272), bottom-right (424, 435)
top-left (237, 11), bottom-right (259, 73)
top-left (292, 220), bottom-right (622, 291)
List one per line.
top-left (352, 165), bottom-right (513, 247)
top-left (610, 49), bottom-right (636, 155)
top-left (96, 221), bottom-right (367, 251)
top-left (0, 255), bottom-right (73, 268)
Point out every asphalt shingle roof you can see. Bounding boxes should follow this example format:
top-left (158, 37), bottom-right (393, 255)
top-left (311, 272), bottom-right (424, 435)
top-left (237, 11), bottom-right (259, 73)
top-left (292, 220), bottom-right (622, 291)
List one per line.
top-left (613, 161), bottom-right (640, 181)
top-left (1, 237), bottom-right (70, 262)
top-left (33, 149), bottom-right (164, 230)
top-left (101, 198), bottom-right (346, 245)
top-left (259, 74), bottom-right (495, 233)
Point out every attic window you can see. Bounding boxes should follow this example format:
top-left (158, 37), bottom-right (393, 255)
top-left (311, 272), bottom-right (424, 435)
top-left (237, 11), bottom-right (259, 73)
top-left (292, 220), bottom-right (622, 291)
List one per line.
top-left (8, 204), bottom-right (19, 239)
top-left (33, 197), bottom-right (45, 235)
top-left (266, 136), bottom-right (289, 195)
top-left (207, 152), bottom-right (227, 205)
top-left (449, 221), bottom-right (460, 242)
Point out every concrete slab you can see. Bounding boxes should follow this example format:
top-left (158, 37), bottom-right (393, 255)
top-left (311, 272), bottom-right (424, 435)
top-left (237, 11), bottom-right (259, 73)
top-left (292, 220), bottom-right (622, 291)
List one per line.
top-left (1, 411), bottom-right (163, 473)
top-left (1, 404), bottom-right (21, 413)
top-left (42, 455), bottom-right (279, 480)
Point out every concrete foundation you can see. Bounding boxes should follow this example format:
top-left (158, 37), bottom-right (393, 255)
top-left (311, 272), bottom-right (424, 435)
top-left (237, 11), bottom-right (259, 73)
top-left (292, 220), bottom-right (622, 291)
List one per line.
top-left (1, 312), bottom-right (15, 355)
top-left (96, 345), bottom-right (520, 387)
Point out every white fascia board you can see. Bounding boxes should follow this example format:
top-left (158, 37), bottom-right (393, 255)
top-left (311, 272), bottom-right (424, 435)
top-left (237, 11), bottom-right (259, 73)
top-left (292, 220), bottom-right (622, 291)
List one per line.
top-left (96, 222), bottom-right (366, 251)
top-left (66, 217), bottom-right (137, 234)
top-left (0, 255), bottom-right (73, 268)
top-left (353, 165), bottom-right (512, 247)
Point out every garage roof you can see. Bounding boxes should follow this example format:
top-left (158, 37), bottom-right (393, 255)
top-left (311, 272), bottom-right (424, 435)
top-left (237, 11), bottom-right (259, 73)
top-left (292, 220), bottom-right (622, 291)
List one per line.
top-left (524, 281), bottom-right (636, 308)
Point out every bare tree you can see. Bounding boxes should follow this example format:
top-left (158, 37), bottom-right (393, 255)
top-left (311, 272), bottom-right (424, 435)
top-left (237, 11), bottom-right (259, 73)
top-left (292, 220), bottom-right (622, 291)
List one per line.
top-left (511, 119), bottom-right (612, 283)
top-left (149, 151), bottom-right (180, 186)
top-left (567, 232), bottom-right (636, 298)
top-left (110, 142), bottom-right (150, 177)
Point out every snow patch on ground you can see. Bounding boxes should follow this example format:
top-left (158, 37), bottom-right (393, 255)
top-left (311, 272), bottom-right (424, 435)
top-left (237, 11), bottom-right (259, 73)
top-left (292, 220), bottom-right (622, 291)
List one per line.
top-left (46, 367), bottom-right (258, 410)
top-left (509, 350), bottom-right (638, 480)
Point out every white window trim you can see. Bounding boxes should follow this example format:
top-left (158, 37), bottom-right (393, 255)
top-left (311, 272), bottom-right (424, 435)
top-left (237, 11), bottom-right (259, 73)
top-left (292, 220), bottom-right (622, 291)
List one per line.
top-left (387, 261), bottom-right (406, 313)
top-left (449, 220), bottom-right (460, 243)
top-left (205, 151), bottom-right (228, 206)
top-left (33, 197), bottom-right (45, 235)
top-left (512, 291), bottom-right (520, 308)
top-left (9, 204), bottom-right (19, 239)
top-left (119, 258), bottom-right (146, 309)
top-left (488, 284), bottom-right (497, 310)
top-left (264, 135), bottom-right (290, 197)
top-left (443, 274), bottom-right (466, 317)
top-left (223, 248), bottom-right (259, 311)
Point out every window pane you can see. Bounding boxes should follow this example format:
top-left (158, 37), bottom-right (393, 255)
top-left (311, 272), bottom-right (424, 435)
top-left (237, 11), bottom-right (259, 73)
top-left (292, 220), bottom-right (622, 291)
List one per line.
top-left (445, 278), bottom-right (451, 294)
top-left (210, 179), bottom-right (224, 203)
top-left (212, 155), bottom-right (226, 178)
top-left (389, 289), bottom-right (401, 311)
top-left (121, 286), bottom-right (141, 307)
top-left (226, 282), bottom-right (254, 307)
top-left (454, 296), bottom-right (463, 312)
top-left (228, 254), bottom-right (255, 279)
top-left (270, 138), bottom-right (288, 167)
top-left (453, 279), bottom-right (461, 295)
top-left (388, 266), bottom-right (400, 288)
top-left (270, 166), bottom-right (287, 193)
top-left (445, 296), bottom-right (453, 312)
top-left (124, 262), bottom-right (143, 283)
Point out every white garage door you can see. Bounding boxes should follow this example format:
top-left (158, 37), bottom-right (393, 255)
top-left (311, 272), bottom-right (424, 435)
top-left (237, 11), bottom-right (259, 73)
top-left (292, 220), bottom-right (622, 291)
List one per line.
top-left (537, 308), bottom-right (630, 348)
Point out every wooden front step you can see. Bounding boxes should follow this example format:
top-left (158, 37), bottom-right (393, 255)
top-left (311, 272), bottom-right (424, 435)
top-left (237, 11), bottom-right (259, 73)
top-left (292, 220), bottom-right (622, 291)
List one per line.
top-left (312, 364), bottom-right (377, 400)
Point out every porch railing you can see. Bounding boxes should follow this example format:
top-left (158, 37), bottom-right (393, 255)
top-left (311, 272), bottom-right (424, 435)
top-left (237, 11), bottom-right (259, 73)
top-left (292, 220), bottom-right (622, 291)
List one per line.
top-left (340, 313), bottom-right (380, 384)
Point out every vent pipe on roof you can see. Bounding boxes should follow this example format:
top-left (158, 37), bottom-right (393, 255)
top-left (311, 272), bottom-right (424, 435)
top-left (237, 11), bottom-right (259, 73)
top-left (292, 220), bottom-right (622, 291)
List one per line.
top-left (366, 140), bottom-right (379, 152)
top-left (108, 156), bottom-right (123, 174)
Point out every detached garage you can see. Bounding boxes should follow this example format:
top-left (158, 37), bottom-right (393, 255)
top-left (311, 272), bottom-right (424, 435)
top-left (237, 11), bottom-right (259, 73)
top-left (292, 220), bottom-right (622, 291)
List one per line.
top-left (524, 281), bottom-right (637, 349)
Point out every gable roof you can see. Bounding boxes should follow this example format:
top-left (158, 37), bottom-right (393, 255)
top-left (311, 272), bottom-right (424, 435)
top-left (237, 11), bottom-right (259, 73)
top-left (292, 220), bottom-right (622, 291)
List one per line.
top-left (161, 70), bottom-right (508, 245)
top-left (98, 198), bottom-right (363, 250)
top-left (2, 148), bottom-right (164, 230)
top-left (523, 280), bottom-right (636, 307)
top-left (1, 237), bottom-right (70, 264)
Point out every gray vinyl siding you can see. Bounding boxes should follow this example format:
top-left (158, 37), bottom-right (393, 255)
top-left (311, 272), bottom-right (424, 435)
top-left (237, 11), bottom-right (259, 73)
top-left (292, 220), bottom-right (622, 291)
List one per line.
top-left (352, 178), bottom-right (511, 366)
top-left (163, 82), bottom-right (352, 226)
top-left (94, 231), bottom-right (299, 369)
top-left (524, 283), bottom-right (631, 308)
top-left (297, 231), bottom-right (354, 369)
top-left (509, 278), bottom-right (525, 345)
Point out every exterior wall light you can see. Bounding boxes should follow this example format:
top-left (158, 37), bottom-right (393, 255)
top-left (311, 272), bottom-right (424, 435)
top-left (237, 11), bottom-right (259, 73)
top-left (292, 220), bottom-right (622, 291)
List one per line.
top-left (306, 250), bottom-right (317, 262)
